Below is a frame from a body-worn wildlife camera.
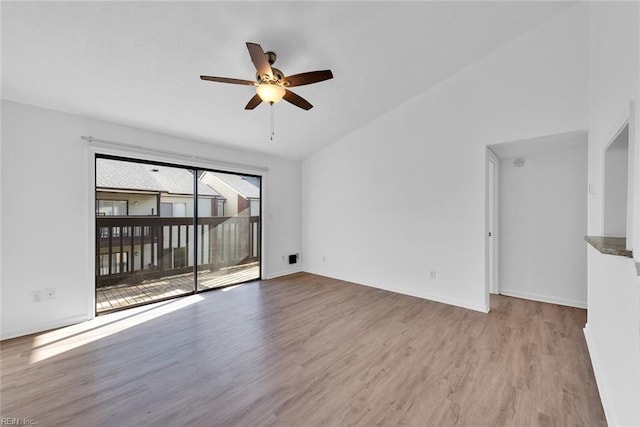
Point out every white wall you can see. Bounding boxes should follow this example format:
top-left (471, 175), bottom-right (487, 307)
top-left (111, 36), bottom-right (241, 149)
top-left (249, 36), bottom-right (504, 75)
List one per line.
top-left (603, 129), bottom-right (629, 238)
top-left (584, 2), bottom-right (640, 426)
top-left (498, 141), bottom-right (587, 308)
top-left (585, 247), bottom-right (640, 426)
top-left (0, 100), bottom-right (302, 339)
top-left (302, 5), bottom-right (588, 312)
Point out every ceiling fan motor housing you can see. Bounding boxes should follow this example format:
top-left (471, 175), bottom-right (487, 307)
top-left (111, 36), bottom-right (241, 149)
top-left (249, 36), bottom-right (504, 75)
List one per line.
top-left (257, 67), bottom-right (285, 84)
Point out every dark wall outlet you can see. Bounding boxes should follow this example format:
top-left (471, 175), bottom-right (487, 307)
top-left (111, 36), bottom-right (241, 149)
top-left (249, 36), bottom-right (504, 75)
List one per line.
top-left (288, 254), bottom-right (298, 264)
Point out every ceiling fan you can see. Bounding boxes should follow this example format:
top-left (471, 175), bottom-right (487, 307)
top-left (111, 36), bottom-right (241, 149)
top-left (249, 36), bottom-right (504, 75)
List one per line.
top-left (200, 42), bottom-right (333, 111)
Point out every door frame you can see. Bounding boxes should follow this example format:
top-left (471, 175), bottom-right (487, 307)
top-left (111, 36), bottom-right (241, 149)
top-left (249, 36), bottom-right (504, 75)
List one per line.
top-left (485, 148), bottom-right (500, 302)
top-left (91, 152), bottom-right (263, 315)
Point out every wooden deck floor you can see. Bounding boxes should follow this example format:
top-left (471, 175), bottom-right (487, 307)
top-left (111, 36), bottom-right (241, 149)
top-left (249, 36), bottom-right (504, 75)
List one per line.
top-left (1, 273), bottom-right (605, 426)
top-left (96, 263), bottom-right (259, 312)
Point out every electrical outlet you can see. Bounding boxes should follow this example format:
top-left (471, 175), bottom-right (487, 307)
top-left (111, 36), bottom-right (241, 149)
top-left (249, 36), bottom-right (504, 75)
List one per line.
top-left (32, 290), bottom-right (43, 303)
top-left (44, 288), bottom-right (56, 300)
top-left (430, 270), bottom-right (437, 279)
top-left (322, 255), bottom-right (327, 262)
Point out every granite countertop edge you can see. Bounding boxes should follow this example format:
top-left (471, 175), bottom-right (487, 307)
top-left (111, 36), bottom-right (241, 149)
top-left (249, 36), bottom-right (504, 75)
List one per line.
top-left (584, 236), bottom-right (633, 258)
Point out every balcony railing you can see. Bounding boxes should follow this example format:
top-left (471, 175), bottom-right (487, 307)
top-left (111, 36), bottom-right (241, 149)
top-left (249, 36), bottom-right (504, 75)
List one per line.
top-left (96, 216), bottom-right (260, 288)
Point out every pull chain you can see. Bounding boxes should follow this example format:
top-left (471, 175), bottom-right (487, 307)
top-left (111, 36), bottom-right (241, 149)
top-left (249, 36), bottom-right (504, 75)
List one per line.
top-left (270, 102), bottom-right (275, 141)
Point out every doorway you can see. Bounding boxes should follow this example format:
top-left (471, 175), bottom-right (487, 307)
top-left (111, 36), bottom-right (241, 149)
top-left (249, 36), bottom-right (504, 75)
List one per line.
top-left (486, 132), bottom-right (588, 309)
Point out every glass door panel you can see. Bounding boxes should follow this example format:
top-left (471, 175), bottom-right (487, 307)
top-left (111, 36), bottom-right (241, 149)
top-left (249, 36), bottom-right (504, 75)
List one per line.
top-left (95, 157), bottom-right (195, 313)
top-left (196, 170), bottom-right (261, 290)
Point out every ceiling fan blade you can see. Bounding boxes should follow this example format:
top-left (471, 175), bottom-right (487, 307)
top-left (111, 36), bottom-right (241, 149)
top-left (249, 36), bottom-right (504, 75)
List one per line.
top-left (200, 76), bottom-right (257, 86)
top-left (246, 42), bottom-right (273, 80)
top-left (244, 94), bottom-right (263, 110)
top-left (283, 89), bottom-right (313, 110)
top-left (285, 70), bottom-right (334, 87)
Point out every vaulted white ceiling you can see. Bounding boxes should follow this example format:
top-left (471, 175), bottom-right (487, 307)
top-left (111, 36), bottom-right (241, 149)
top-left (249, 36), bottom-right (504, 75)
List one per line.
top-left (1, 1), bottom-right (576, 158)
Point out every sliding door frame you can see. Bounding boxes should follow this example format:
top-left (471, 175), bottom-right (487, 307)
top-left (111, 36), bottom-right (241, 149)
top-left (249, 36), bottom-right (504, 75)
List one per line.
top-left (91, 151), bottom-right (263, 316)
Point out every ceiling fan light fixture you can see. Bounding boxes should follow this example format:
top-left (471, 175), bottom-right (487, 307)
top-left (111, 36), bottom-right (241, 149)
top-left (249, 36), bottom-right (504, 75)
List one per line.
top-left (256, 84), bottom-right (285, 104)
top-left (200, 42), bottom-right (332, 112)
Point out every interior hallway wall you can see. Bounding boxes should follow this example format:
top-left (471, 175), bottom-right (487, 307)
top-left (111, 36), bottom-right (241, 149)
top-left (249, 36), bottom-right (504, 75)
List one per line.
top-left (583, 2), bottom-right (640, 425)
top-left (498, 138), bottom-right (588, 308)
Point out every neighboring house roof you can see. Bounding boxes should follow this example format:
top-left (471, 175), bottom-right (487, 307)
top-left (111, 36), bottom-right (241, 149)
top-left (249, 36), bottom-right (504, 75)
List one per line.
top-left (96, 158), bottom-right (165, 192)
top-left (146, 164), bottom-right (219, 197)
top-left (96, 158), bottom-right (222, 197)
top-left (205, 172), bottom-right (260, 199)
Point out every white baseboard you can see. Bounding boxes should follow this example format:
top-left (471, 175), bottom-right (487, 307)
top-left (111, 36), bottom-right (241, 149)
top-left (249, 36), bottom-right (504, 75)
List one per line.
top-left (303, 269), bottom-right (489, 313)
top-left (583, 324), bottom-right (614, 426)
top-left (1, 313), bottom-right (89, 341)
top-left (499, 288), bottom-right (586, 309)
top-left (263, 268), bottom-right (303, 280)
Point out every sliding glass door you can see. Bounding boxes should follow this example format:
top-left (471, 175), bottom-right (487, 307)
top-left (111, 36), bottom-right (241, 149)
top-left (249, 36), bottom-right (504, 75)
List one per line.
top-left (95, 155), bottom-right (261, 314)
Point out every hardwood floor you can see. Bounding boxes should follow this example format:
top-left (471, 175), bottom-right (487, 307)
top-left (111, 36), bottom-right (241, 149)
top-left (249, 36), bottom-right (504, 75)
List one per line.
top-left (1, 273), bottom-right (605, 426)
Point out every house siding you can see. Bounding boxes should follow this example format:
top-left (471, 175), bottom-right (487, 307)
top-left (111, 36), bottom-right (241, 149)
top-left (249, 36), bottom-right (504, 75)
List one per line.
top-left (96, 191), bottom-right (158, 216)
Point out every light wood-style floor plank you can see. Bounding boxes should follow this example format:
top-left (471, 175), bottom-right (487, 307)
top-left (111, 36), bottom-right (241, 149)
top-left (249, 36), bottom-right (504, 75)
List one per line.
top-left (1, 272), bottom-right (605, 426)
